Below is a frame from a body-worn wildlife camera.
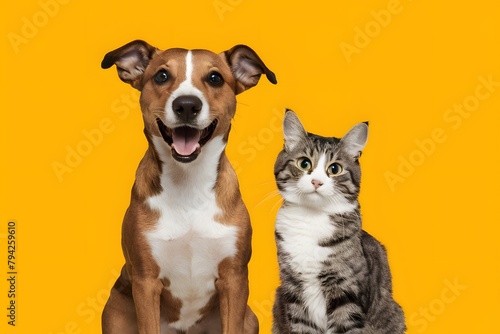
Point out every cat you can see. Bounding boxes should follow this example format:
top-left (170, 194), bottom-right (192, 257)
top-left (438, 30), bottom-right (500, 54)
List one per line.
top-left (272, 110), bottom-right (405, 334)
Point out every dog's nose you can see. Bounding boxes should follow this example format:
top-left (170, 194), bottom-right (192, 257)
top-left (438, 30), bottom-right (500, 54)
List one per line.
top-left (172, 95), bottom-right (202, 122)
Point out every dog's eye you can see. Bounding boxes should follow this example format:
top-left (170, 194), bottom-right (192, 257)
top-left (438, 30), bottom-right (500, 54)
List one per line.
top-left (207, 72), bottom-right (224, 87)
top-left (154, 70), bottom-right (169, 84)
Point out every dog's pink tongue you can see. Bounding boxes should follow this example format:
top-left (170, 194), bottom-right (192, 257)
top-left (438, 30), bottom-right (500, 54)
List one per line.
top-left (172, 127), bottom-right (201, 156)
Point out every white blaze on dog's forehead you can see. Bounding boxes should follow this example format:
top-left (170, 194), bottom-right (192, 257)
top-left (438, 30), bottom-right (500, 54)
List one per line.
top-left (185, 50), bottom-right (193, 82)
top-left (164, 50), bottom-right (211, 128)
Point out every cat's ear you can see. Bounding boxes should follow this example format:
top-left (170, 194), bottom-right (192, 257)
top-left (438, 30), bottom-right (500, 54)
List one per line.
top-left (340, 122), bottom-right (369, 159)
top-left (283, 109), bottom-right (307, 151)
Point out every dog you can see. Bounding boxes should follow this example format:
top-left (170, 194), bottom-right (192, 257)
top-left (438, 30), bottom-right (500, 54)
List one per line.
top-left (100, 40), bottom-right (276, 334)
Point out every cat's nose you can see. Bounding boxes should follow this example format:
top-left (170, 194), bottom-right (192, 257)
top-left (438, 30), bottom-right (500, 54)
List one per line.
top-left (311, 180), bottom-right (323, 189)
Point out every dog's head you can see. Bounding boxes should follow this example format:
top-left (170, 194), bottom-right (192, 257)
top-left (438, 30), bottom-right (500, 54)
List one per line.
top-left (102, 40), bottom-right (276, 163)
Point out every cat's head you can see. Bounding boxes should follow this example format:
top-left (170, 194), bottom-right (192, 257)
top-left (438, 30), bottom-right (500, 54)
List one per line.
top-left (274, 110), bottom-right (368, 212)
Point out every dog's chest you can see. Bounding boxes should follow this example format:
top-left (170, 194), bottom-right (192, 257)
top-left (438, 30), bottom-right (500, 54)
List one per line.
top-left (146, 199), bottom-right (238, 282)
top-left (146, 192), bottom-right (238, 329)
top-left (145, 140), bottom-right (238, 329)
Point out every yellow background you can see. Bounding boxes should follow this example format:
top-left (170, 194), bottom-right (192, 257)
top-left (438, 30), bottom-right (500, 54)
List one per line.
top-left (1, 0), bottom-right (499, 333)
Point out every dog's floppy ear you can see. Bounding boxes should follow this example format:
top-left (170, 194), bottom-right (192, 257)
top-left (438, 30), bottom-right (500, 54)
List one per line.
top-left (101, 40), bottom-right (157, 90)
top-left (223, 45), bottom-right (277, 94)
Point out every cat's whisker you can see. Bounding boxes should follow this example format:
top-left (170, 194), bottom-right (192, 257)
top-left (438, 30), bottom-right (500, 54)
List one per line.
top-left (271, 197), bottom-right (284, 212)
top-left (254, 190), bottom-right (281, 208)
top-left (293, 188), bottom-right (306, 199)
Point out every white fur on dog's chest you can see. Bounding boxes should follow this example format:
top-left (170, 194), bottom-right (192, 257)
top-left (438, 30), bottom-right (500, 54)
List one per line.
top-left (146, 136), bottom-right (238, 330)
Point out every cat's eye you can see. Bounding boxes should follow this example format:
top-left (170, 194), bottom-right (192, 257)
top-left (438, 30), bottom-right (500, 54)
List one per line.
top-left (297, 157), bottom-right (312, 171)
top-left (327, 163), bottom-right (343, 176)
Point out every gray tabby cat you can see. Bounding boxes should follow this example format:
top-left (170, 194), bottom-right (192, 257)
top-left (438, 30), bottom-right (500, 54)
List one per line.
top-left (272, 110), bottom-right (405, 334)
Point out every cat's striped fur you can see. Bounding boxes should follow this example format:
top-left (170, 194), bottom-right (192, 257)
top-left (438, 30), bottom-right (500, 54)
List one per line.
top-left (272, 110), bottom-right (405, 334)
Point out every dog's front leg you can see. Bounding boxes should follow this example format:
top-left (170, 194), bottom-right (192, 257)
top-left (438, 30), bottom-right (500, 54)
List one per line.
top-left (216, 258), bottom-right (250, 334)
top-left (132, 277), bottom-right (163, 334)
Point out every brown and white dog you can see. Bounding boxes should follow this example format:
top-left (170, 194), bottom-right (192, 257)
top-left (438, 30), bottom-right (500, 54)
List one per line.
top-left (100, 40), bottom-right (276, 334)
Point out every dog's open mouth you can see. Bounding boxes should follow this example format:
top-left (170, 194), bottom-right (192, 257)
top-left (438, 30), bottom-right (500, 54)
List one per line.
top-left (156, 118), bottom-right (218, 163)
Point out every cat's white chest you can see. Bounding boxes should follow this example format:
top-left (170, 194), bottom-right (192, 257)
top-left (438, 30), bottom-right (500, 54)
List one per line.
top-left (145, 137), bottom-right (238, 330)
top-left (276, 206), bottom-right (336, 329)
